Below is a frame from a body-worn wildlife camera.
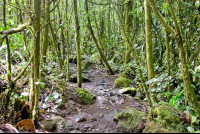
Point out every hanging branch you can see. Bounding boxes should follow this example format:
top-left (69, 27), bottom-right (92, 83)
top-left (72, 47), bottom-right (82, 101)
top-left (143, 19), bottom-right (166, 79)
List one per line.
top-left (0, 20), bottom-right (31, 45)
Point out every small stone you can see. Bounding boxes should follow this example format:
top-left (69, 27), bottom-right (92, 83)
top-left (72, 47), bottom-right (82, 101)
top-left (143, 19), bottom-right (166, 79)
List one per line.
top-left (62, 110), bottom-right (70, 116)
top-left (73, 114), bottom-right (87, 123)
top-left (90, 117), bottom-right (97, 122)
top-left (83, 124), bottom-right (95, 130)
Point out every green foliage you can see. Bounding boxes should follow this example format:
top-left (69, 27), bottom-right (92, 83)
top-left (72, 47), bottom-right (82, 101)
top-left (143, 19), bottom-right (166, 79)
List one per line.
top-left (1, 75), bottom-right (5, 80)
top-left (42, 92), bottom-right (62, 110)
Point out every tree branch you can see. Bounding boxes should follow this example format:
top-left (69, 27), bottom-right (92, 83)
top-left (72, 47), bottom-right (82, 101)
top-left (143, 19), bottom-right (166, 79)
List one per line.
top-left (148, 0), bottom-right (175, 33)
top-left (0, 20), bottom-right (31, 45)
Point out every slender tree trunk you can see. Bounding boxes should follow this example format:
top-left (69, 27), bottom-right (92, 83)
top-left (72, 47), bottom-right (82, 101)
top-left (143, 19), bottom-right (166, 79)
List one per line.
top-left (66, 0), bottom-right (70, 81)
top-left (165, 0), bottom-right (170, 92)
top-left (85, 0), bottom-right (114, 75)
top-left (74, 0), bottom-right (82, 87)
top-left (3, 0), bottom-right (12, 119)
top-left (32, 0), bottom-right (41, 122)
top-left (144, 0), bottom-right (158, 103)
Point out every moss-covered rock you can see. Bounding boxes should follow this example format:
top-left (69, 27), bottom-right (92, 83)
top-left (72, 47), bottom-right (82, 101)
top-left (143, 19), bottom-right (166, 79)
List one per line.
top-left (82, 60), bottom-right (93, 70)
top-left (113, 108), bottom-right (145, 132)
top-left (119, 66), bottom-right (132, 78)
top-left (74, 88), bottom-right (95, 104)
top-left (152, 102), bottom-right (181, 126)
top-left (119, 87), bottom-right (137, 97)
top-left (41, 119), bottom-right (57, 132)
top-left (143, 102), bottom-right (186, 133)
top-left (114, 77), bottom-right (130, 88)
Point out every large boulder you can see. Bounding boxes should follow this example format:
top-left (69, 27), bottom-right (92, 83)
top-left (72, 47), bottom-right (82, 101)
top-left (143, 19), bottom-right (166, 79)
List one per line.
top-left (74, 88), bottom-right (95, 104)
top-left (113, 108), bottom-right (145, 133)
top-left (114, 77), bottom-right (130, 88)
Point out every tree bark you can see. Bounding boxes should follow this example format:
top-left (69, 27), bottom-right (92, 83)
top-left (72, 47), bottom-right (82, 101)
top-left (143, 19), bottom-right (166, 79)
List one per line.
top-left (145, 0), bottom-right (158, 103)
top-left (74, 0), bottom-right (82, 87)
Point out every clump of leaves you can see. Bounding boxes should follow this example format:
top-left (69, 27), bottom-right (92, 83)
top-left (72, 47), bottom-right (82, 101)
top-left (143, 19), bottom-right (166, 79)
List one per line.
top-left (42, 92), bottom-right (62, 110)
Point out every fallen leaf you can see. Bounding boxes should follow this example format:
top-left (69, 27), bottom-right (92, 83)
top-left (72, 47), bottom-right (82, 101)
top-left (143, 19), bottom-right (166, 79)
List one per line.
top-left (138, 85), bottom-right (142, 88)
top-left (110, 81), bottom-right (113, 82)
top-left (126, 106), bottom-right (130, 108)
top-left (121, 106), bottom-right (125, 109)
top-left (90, 88), bottom-right (93, 89)
top-left (16, 119), bottom-right (35, 132)
top-left (39, 110), bottom-right (46, 114)
top-left (106, 107), bottom-right (110, 110)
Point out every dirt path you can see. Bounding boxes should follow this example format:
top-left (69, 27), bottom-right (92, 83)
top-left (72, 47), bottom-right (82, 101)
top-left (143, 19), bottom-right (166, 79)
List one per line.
top-left (51, 64), bottom-right (148, 133)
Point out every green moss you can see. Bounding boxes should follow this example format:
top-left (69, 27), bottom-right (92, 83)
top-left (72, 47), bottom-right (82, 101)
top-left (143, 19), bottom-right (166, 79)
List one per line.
top-left (82, 60), bottom-right (93, 70)
top-left (119, 66), bottom-right (132, 78)
top-left (113, 108), bottom-right (145, 132)
top-left (153, 102), bottom-right (181, 126)
top-left (74, 88), bottom-right (94, 104)
top-left (114, 77), bottom-right (130, 88)
top-left (143, 102), bottom-right (186, 133)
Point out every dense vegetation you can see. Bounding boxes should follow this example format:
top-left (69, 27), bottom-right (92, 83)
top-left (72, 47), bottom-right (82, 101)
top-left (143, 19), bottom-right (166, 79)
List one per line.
top-left (0, 0), bottom-right (200, 133)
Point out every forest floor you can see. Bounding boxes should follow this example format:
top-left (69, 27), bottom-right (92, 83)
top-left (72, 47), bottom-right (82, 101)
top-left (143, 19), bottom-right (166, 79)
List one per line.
top-left (0, 61), bottom-right (150, 133)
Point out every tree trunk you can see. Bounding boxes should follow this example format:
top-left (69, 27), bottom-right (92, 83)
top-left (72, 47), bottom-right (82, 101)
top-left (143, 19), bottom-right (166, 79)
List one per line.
top-left (144, 0), bottom-right (158, 103)
top-left (32, 0), bottom-right (41, 122)
top-left (74, 0), bottom-right (82, 87)
top-left (41, 0), bottom-right (50, 77)
top-left (85, 0), bottom-right (114, 75)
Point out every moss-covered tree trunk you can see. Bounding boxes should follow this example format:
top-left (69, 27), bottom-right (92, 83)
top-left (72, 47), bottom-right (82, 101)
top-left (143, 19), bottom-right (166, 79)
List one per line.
top-left (124, 0), bottom-right (133, 64)
top-left (85, 0), bottom-right (114, 75)
top-left (32, 0), bottom-right (41, 122)
top-left (66, 0), bottom-right (70, 81)
top-left (3, 0), bottom-right (12, 119)
top-left (41, 0), bottom-right (50, 77)
top-left (74, 0), bottom-right (82, 88)
top-left (144, 0), bottom-right (158, 103)
top-left (165, 0), bottom-right (171, 92)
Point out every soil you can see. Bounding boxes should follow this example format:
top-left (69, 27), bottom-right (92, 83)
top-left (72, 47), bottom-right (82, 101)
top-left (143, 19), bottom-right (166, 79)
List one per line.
top-left (0, 62), bottom-right (150, 133)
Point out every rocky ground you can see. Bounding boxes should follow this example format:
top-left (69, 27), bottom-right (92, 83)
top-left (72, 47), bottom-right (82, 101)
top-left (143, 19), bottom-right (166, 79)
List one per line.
top-left (1, 59), bottom-right (187, 133)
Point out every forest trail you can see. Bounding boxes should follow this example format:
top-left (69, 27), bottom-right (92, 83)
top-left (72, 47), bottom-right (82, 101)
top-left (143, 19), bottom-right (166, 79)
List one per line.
top-left (37, 62), bottom-right (149, 133)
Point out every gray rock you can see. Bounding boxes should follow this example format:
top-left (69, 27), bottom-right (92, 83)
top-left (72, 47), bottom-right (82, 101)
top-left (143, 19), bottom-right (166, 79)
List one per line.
top-left (96, 86), bottom-right (104, 90)
top-left (57, 119), bottom-right (78, 133)
top-left (62, 110), bottom-right (70, 116)
top-left (104, 109), bottom-right (118, 122)
top-left (73, 114), bottom-right (87, 123)
top-left (42, 119), bottom-right (57, 132)
top-left (110, 91), bottom-right (117, 96)
top-left (83, 124), bottom-right (95, 130)
top-left (98, 113), bottom-right (104, 118)
top-left (98, 124), bottom-right (106, 130)
top-left (109, 129), bottom-right (119, 133)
